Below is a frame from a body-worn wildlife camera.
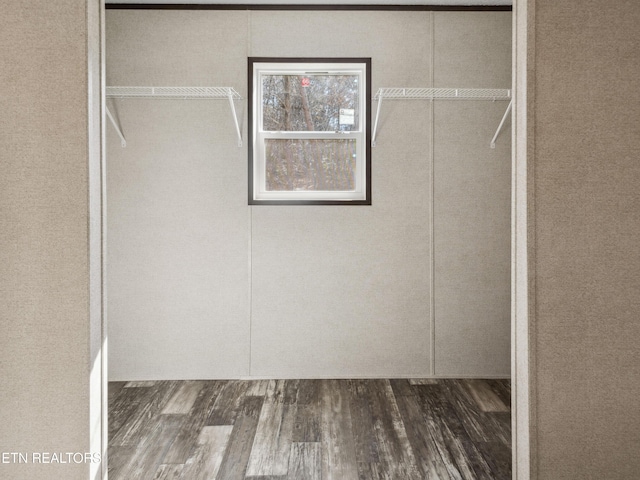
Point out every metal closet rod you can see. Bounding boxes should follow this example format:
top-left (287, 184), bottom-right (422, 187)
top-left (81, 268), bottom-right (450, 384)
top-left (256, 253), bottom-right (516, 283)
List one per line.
top-left (105, 86), bottom-right (243, 148)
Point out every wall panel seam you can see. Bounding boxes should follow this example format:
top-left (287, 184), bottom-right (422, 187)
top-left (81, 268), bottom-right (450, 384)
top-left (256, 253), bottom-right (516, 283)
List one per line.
top-left (429, 11), bottom-right (436, 377)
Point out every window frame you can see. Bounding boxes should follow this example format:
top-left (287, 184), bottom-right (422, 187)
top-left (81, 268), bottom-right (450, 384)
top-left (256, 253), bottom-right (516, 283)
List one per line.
top-left (248, 57), bottom-right (372, 205)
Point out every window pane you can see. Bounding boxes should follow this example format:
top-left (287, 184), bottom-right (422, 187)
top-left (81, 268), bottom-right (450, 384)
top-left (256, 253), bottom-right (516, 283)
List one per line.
top-left (265, 139), bottom-right (357, 191)
top-left (262, 75), bottom-right (359, 132)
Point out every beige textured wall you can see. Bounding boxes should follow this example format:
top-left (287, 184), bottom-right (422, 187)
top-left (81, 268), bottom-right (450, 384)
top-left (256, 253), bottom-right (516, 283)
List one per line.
top-left (531, 1), bottom-right (640, 478)
top-left (106, 10), bottom-right (511, 380)
top-left (0, 1), bottom-right (102, 479)
top-left (249, 10), bottom-right (434, 378)
top-left (434, 12), bottom-right (512, 375)
top-left (106, 11), bottom-right (251, 380)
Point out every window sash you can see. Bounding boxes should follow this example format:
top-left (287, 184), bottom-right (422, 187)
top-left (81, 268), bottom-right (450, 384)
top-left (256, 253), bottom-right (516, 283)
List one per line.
top-left (254, 132), bottom-right (365, 201)
top-left (258, 68), bottom-right (363, 134)
top-left (250, 59), bottom-right (369, 204)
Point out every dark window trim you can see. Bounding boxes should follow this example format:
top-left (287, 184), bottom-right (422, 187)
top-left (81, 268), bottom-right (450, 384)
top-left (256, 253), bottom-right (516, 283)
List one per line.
top-left (248, 57), bottom-right (372, 206)
top-left (106, 4), bottom-right (512, 12)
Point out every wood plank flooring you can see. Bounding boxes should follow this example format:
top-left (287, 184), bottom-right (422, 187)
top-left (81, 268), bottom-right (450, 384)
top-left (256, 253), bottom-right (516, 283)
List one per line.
top-left (108, 379), bottom-right (511, 480)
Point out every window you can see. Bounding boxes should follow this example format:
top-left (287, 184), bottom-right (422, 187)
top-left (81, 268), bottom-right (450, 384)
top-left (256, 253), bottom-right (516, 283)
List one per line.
top-left (249, 58), bottom-right (371, 205)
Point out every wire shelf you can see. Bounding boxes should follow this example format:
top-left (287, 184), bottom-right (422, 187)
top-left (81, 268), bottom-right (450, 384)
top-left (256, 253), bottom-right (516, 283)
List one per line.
top-left (106, 86), bottom-right (242, 100)
top-left (105, 86), bottom-right (243, 147)
top-left (371, 87), bottom-right (512, 147)
top-left (374, 87), bottom-right (511, 101)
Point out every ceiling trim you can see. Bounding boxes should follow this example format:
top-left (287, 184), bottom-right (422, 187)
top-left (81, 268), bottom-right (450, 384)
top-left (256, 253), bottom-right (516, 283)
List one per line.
top-left (105, 3), bottom-right (512, 10)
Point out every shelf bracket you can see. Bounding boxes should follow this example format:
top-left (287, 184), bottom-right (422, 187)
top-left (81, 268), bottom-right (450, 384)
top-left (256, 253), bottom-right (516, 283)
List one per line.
top-left (490, 98), bottom-right (512, 149)
top-left (371, 92), bottom-right (383, 147)
top-left (227, 88), bottom-right (243, 147)
top-left (106, 105), bottom-right (127, 148)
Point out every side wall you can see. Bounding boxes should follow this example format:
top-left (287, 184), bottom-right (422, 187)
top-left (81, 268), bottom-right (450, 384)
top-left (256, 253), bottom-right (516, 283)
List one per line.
top-left (0, 1), bottom-right (103, 479)
top-left (106, 10), bottom-right (512, 380)
top-left (531, 1), bottom-right (640, 478)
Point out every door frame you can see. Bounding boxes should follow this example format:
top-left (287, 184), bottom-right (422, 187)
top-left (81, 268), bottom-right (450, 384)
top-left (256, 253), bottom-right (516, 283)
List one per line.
top-left (90, 2), bottom-right (532, 479)
top-left (511, 1), bottom-right (532, 478)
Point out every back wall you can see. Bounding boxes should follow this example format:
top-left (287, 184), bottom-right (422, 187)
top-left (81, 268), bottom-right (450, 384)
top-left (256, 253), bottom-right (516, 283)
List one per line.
top-left (106, 8), bottom-right (511, 380)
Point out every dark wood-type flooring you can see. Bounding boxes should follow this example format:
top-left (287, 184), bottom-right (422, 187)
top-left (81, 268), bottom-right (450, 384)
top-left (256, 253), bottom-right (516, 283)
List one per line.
top-left (108, 378), bottom-right (511, 480)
